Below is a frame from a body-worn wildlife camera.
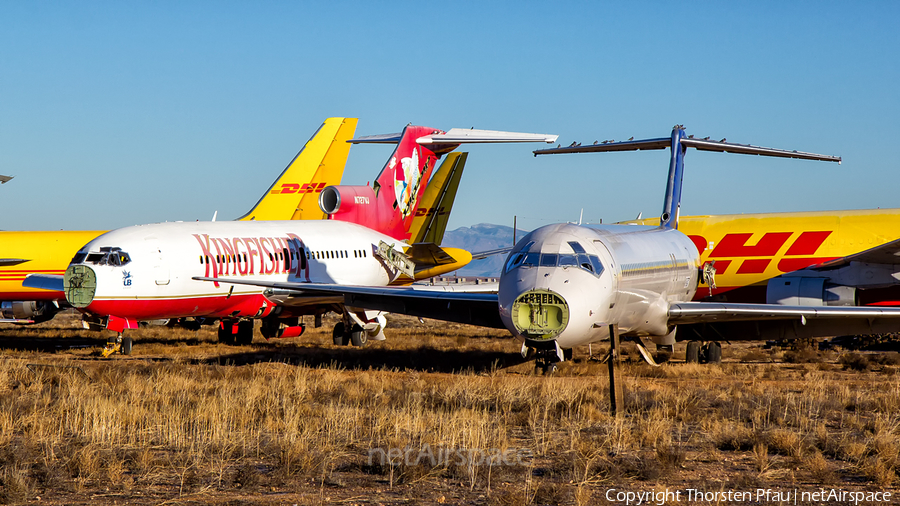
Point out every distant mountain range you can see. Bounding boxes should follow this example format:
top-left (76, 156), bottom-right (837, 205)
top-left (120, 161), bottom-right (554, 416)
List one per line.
top-left (441, 223), bottom-right (523, 277)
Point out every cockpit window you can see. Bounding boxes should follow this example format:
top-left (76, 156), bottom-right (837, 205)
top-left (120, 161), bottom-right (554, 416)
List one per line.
top-left (540, 253), bottom-right (558, 267)
top-left (589, 255), bottom-right (604, 276)
top-left (80, 247), bottom-right (131, 267)
top-left (568, 241), bottom-right (586, 254)
top-left (559, 254), bottom-right (578, 267)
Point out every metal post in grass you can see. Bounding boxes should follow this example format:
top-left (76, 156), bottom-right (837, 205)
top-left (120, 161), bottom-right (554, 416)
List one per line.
top-left (608, 323), bottom-right (623, 417)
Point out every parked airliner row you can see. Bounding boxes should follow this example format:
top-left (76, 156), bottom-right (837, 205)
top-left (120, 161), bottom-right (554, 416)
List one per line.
top-left (26, 125), bottom-right (557, 354)
top-left (203, 126), bottom-right (900, 371)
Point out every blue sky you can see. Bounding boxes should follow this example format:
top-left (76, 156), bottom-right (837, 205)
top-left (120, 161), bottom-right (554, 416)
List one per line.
top-left (2, 2), bottom-right (898, 232)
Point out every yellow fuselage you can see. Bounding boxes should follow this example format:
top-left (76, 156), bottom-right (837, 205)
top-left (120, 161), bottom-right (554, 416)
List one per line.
top-left (1, 231), bottom-right (105, 300)
top-left (630, 208), bottom-right (900, 301)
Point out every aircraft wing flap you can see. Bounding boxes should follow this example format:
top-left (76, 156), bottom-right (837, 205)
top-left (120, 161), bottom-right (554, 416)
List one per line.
top-left (193, 277), bottom-right (505, 329)
top-left (669, 301), bottom-right (900, 324)
top-left (22, 273), bottom-right (65, 292)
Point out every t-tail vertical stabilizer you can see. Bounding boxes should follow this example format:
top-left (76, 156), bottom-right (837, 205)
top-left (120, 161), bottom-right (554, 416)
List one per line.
top-left (321, 125), bottom-right (557, 241)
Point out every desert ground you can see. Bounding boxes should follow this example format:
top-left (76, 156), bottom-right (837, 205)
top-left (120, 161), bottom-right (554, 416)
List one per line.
top-left (0, 310), bottom-right (898, 505)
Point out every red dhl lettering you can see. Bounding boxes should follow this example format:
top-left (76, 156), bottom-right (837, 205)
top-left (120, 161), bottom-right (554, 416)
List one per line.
top-left (414, 206), bottom-right (448, 217)
top-left (690, 231), bottom-right (835, 276)
top-left (269, 182), bottom-right (327, 195)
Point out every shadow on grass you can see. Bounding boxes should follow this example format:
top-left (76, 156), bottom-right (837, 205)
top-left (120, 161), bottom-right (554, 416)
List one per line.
top-left (196, 345), bottom-right (528, 374)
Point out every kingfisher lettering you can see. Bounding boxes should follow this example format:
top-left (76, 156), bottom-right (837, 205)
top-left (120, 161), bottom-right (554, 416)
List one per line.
top-left (690, 231), bottom-right (836, 275)
top-left (193, 233), bottom-right (309, 287)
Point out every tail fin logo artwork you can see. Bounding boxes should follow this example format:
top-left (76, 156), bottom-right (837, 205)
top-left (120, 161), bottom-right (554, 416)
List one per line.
top-left (394, 148), bottom-right (429, 219)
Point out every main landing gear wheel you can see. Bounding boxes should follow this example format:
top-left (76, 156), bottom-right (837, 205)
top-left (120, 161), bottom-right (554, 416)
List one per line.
top-left (349, 325), bottom-right (367, 347)
top-left (686, 341), bottom-right (701, 363)
top-left (332, 322), bottom-right (367, 347)
top-left (121, 337), bottom-right (133, 355)
top-left (218, 322), bottom-right (236, 345)
top-left (702, 341), bottom-right (722, 364)
top-left (235, 320), bottom-right (254, 346)
top-left (534, 351), bottom-right (559, 375)
top-left (332, 322), bottom-right (350, 346)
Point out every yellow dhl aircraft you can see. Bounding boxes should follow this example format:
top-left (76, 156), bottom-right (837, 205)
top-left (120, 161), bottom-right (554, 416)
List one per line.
top-left (629, 208), bottom-right (900, 308)
top-left (1, 117), bottom-right (476, 324)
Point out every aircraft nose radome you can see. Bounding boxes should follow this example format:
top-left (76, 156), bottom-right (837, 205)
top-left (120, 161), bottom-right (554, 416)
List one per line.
top-left (509, 289), bottom-right (569, 340)
top-left (64, 265), bottom-right (97, 308)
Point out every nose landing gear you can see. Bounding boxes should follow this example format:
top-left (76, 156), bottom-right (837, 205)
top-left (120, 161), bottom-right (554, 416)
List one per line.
top-left (101, 333), bottom-right (133, 357)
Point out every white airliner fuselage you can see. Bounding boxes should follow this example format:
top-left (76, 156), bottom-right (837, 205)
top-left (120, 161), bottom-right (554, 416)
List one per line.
top-left (64, 220), bottom-right (401, 323)
top-left (498, 223), bottom-right (699, 350)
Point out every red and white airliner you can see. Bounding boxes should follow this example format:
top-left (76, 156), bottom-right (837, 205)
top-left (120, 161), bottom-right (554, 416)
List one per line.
top-left (28, 124), bottom-right (557, 354)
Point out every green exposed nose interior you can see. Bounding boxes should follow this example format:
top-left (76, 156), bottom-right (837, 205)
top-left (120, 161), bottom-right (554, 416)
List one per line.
top-left (511, 289), bottom-right (569, 340)
top-left (64, 265), bottom-right (97, 308)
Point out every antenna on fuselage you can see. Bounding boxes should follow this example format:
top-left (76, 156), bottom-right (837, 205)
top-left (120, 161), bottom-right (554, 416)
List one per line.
top-left (533, 126), bottom-right (841, 230)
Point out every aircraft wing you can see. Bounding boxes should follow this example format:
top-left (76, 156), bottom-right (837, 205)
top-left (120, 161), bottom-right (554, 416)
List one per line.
top-left (810, 236), bottom-right (900, 270)
top-left (0, 258), bottom-right (29, 267)
top-left (194, 277), bottom-right (505, 328)
top-left (668, 301), bottom-right (900, 324)
top-left (22, 274), bottom-right (65, 292)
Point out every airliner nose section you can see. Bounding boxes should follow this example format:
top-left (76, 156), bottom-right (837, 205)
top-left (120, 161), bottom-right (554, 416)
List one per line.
top-left (64, 265), bottom-right (96, 308)
top-left (510, 289), bottom-right (569, 340)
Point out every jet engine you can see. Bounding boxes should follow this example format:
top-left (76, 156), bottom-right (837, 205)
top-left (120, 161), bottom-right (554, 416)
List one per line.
top-left (766, 277), bottom-right (857, 306)
top-left (0, 300), bottom-right (60, 324)
top-left (319, 185), bottom-right (376, 218)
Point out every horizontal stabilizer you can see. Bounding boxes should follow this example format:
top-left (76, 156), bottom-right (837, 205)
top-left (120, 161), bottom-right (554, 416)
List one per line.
top-left (417, 128), bottom-right (558, 145)
top-left (351, 129), bottom-right (558, 145)
top-left (0, 175), bottom-right (12, 184)
top-left (471, 247), bottom-right (512, 260)
top-left (348, 132), bottom-right (403, 144)
top-left (406, 243), bottom-right (458, 266)
top-left (535, 137), bottom-right (841, 163)
top-left (22, 273), bottom-right (64, 292)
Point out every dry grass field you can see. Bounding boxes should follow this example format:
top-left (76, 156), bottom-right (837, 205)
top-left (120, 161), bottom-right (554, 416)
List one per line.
top-left (0, 311), bottom-right (898, 505)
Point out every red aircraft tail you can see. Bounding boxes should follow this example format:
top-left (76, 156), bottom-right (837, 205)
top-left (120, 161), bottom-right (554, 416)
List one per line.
top-left (318, 125), bottom-right (451, 240)
top-left (318, 125), bottom-right (558, 241)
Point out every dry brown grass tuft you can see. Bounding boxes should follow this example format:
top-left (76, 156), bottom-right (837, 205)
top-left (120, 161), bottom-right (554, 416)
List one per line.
top-left (1, 314), bottom-right (900, 503)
